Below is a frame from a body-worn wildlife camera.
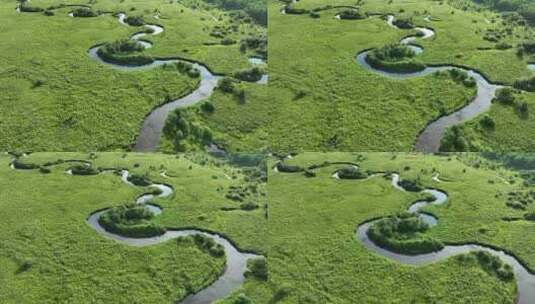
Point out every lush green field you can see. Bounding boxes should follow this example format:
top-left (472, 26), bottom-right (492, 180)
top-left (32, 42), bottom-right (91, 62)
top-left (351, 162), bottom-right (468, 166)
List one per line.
top-left (442, 88), bottom-right (535, 151)
top-left (0, 0), bottom-right (265, 152)
top-left (268, 0), bottom-right (535, 152)
top-left (0, 152), bottom-right (269, 303)
top-left (268, 152), bottom-right (535, 302)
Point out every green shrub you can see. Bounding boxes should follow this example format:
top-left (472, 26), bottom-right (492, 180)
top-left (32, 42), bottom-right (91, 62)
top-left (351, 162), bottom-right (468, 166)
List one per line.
top-left (246, 258), bottom-right (267, 280)
top-left (234, 67), bottom-right (264, 82)
top-left (19, 4), bottom-right (44, 12)
top-left (276, 163), bottom-right (304, 173)
top-left (12, 160), bottom-right (39, 170)
top-left (366, 44), bottom-right (425, 73)
top-left (127, 173), bottom-right (151, 186)
top-left (398, 179), bottom-right (423, 192)
top-left (39, 166), bottom-right (51, 174)
top-left (97, 39), bottom-right (153, 66)
top-left (200, 102), bottom-right (215, 113)
top-left (70, 164), bottom-right (99, 175)
top-left (338, 9), bottom-right (366, 20)
top-left (367, 212), bottom-right (444, 254)
top-left (218, 77), bottom-right (236, 93)
top-left (495, 88), bottom-right (516, 104)
top-left (514, 77), bottom-right (535, 92)
top-left (284, 6), bottom-right (309, 15)
top-left (524, 212), bottom-right (535, 220)
top-left (99, 204), bottom-right (166, 238)
top-left (233, 294), bottom-right (252, 304)
top-left (337, 166), bottom-right (368, 179)
top-left (193, 234), bottom-right (225, 257)
top-left (440, 126), bottom-right (469, 152)
top-left (480, 114), bottom-right (495, 129)
top-left (309, 11), bottom-right (320, 18)
top-left (240, 201), bottom-right (259, 210)
top-left (72, 7), bottom-right (97, 17)
top-left (124, 15), bottom-right (144, 26)
top-left (393, 17), bottom-right (414, 29)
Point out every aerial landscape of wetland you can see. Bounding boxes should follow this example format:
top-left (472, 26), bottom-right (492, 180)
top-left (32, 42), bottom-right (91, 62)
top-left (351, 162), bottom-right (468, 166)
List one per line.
top-left (4, 0), bottom-right (535, 302)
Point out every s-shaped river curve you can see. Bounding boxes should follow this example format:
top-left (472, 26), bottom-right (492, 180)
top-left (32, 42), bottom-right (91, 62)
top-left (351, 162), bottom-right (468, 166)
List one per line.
top-left (272, 160), bottom-right (535, 303)
top-left (8, 155), bottom-right (262, 304)
top-left (355, 15), bottom-right (504, 153)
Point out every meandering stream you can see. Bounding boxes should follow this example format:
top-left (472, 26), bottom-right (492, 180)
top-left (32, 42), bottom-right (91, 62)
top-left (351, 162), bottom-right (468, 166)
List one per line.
top-left (9, 156), bottom-right (261, 304)
top-left (17, 6), bottom-right (266, 152)
top-left (272, 160), bottom-right (535, 303)
top-left (356, 173), bottom-right (535, 304)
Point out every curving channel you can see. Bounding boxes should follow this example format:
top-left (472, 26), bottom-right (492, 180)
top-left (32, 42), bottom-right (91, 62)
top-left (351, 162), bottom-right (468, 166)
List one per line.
top-left (9, 156), bottom-right (261, 304)
top-left (17, 6), bottom-right (266, 152)
top-left (355, 14), bottom-right (507, 152)
top-left (278, 3), bottom-right (524, 152)
top-left (272, 160), bottom-right (535, 303)
top-left (356, 173), bottom-right (535, 304)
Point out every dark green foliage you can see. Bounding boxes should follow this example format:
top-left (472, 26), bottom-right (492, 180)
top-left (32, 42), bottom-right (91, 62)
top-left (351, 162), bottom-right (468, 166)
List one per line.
top-left (367, 212), bottom-right (444, 254)
top-left (70, 164), bottom-right (99, 175)
top-left (221, 37), bottom-right (236, 45)
top-left (309, 11), bottom-right (320, 18)
top-left (240, 201), bottom-right (259, 210)
top-left (203, 0), bottom-right (266, 25)
top-left (337, 166), bottom-right (368, 179)
top-left (234, 67), bottom-right (264, 82)
top-left (43, 10), bottom-right (54, 16)
top-left (457, 251), bottom-right (514, 282)
top-left (200, 102), bottom-right (215, 113)
top-left (39, 166), bottom-right (51, 174)
top-left (524, 212), bottom-right (535, 220)
top-left (276, 162), bottom-right (304, 173)
top-left (472, 0), bottom-right (535, 25)
top-left (163, 109), bottom-right (214, 151)
top-left (514, 77), bottom-right (535, 92)
top-left (246, 257), bottom-right (268, 280)
top-left (366, 44), bottom-right (426, 73)
top-left (448, 69), bottom-right (476, 87)
top-left (127, 173), bottom-right (151, 186)
top-left (440, 126), bottom-right (469, 152)
top-left (218, 77), bottom-right (236, 93)
top-left (495, 88), bottom-right (515, 104)
top-left (233, 294), bottom-right (252, 304)
top-left (193, 234), bottom-right (225, 257)
top-left (16, 260), bottom-right (33, 274)
top-left (393, 17), bottom-right (414, 29)
top-left (398, 179), bottom-right (423, 192)
top-left (72, 7), bottom-right (97, 17)
top-left (98, 204), bottom-right (166, 238)
top-left (284, 6), bottom-right (309, 15)
top-left (338, 9), bottom-right (366, 20)
top-left (97, 39), bottom-right (153, 66)
top-left (12, 160), bottom-right (39, 170)
top-left (124, 15), bottom-right (144, 26)
top-left (19, 4), bottom-right (44, 12)
top-left (304, 169), bottom-right (316, 177)
top-left (480, 114), bottom-right (495, 129)
top-left (173, 61), bottom-right (200, 78)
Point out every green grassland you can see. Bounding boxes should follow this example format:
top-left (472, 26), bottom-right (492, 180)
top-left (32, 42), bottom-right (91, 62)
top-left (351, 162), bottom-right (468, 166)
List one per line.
top-left (0, 0), bottom-right (265, 152)
top-left (268, 152), bottom-right (535, 302)
top-left (268, 0), bottom-right (535, 152)
top-left (159, 81), bottom-right (270, 153)
top-left (443, 88), bottom-right (535, 151)
top-left (0, 152), bottom-right (269, 303)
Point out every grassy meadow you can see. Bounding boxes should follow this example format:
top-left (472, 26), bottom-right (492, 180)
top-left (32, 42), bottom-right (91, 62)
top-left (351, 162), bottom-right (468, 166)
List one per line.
top-left (1, 0), bottom-right (265, 152)
top-left (268, 0), bottom-right (535, 152)
top-left (268, 152), bottom-right (535, 302)
top-left (0, 152), bottom-right (269, 303)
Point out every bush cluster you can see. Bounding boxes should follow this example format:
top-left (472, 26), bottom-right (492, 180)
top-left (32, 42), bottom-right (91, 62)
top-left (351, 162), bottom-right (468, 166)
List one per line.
top-left (124, 15), bottom-right (144, 26)
top-left (246, 258), bottom-right (268, 280)
top-left (366, 44), bottom-right (425, 73)
top-left (234, 67), bottom-right (264, 82)
top-left (337, 166), bottom-right (368, 179)
top-left (72, 7), bottom-right (97, 17)
top-left (367, 212), bottom-right (444, 254)
top-left (99, 204), bottom-right (166, 238)
top-left (276, 162), bottom-right (304, 173)
top-left (97, 39), bottom-right (153, 66)
top-left (193, 234), bottom-right (225, 257)
top-left (448, 69), bottom-right (476, 87)
top-left (127, 173), bottom-right (152, 186)
top-left (163, 109), bottom-right (213, 152)
top-left (338, 9), bottom-right (366, 20)
top-left (70, 164), bottom-right (99, 175)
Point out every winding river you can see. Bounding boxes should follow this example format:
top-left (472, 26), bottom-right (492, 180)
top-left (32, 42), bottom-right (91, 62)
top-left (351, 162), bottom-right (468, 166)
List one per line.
top-left (272, 160), bottom-right (535, 303)
top-left (356, 14), bottom-right (506, 153)
top-left (9, 156), bottom-right (261, 304)
top-left (17, 6), bottom-right (266, 152)
top-left (356, 173), bottom-right (535, 304)
top-left (278, 3), bottom-right (522, 152)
